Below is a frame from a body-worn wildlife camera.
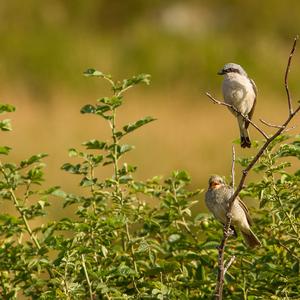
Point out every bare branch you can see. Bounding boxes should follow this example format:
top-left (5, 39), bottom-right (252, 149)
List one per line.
top-left (284, 125), bottom-right (297, 133)
top-left (259, 119), bottom-right (297, 132)
top-left (285, 35), bottom-right (298, 115)
top-left (206, 92), bottom-right (269, 139)
top-left (259, 118), bottom-right (284, 128)
top-left (224, 255), bottom-right (236, 275)
top-left (260, 118), bottom-right (297, 132)
top-left (231, 145), bottom-right (236, 189)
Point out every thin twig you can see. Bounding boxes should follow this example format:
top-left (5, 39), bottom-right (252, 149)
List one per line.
top-left (260, 118), bottom-right (297, 133)
top-left (214, 147), bottom-right (236, 299)
top-left (259, 118), bottom-right (284, 128)
top-left (231, 146), bottom-right (236, 189)
top-left (81, 254), bottom-right (93, 300)
top-left (224, 255), bottom-right (236, 275)
top-left (278, 241), bottom-right (299, 261)
top-left (206, 92), bottom-right (269, 139)
top-left (284, 35), bottom-right (298, 115)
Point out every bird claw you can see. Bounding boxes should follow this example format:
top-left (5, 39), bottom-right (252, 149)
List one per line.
top-left (226, 212), bottom-right (233, 219)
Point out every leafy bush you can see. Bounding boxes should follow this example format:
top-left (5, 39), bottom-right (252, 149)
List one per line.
top-left (0, 71), bottom-right (299, 299)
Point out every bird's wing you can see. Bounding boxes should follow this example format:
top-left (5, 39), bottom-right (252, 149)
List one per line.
top-left (237, 197), bottom-right (253, 226)
top-left (245, 78), bottom-right (257, 129)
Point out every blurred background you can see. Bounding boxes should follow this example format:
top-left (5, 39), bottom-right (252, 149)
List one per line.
top-left (0, 0), bottom-right (299, 216)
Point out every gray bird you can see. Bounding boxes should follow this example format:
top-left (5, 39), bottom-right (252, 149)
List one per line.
top-left (205, 175), bottom-right (261, 248)
top-left (218, 63), bottom-right (257, 148)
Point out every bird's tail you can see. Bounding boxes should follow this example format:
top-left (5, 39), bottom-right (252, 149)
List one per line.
top-left (237, 115), bottom-right (251, 148)
top-left (241, 229), bottom-right (261, 248)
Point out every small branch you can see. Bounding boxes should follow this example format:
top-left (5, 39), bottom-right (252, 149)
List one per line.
top-left (214, 147), bottom-right (236, 299)
top-left (9, 189), bottom-right (41, 250)
top-left (206, 92), bottom-right (269, 140)
top-left (260, 118), bottom-right (297, 133)
top-left (284, 35), bottom-right (298, 115)
top-left (259, 118), bottom-right (284, 129)
top-left (231, 146), bottom-right (236, 189)
top-left (224, 255), bottom-right (236, 275)
top-left (81, 254), bottom-right (93, 300)
top-left (278, 241), bottom-right (299, 261)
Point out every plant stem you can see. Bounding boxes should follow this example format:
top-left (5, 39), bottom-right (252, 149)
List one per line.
top-left (82, 254), bottom-right (93, 300)
top-left (9, 188), bottom-right (41, 250)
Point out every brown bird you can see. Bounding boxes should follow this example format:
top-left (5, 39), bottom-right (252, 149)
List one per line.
top-left (205, 175), bottom-right (261, 248)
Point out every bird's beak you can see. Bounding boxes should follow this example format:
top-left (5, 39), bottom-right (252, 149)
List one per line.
top-left (209, 181), bottom-right (221, 189)
top-left (217, 70), bottom-right (225, 75)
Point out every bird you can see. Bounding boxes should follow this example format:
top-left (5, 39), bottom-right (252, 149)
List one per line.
top-left (218, 63), bottom-right (257, 148)
top-left (205, 175), bottom-right (261, 248)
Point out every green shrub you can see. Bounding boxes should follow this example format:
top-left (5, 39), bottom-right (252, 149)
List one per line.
top-left (0, 71), bottom-right (299, 299)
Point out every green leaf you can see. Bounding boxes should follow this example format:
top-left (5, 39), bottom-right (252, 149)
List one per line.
top-left (27, 167), bottom-right (44, 182)
top-left (101, 245), bottom-right (108, 258)
top-left (80, 104), bottom-right (95, 114)
top-left (20, 153), bottom-right (48, 168)
top-left (123, 116), bottom-right (156, 134)
top-left (122, 74), bottom-right (151, 89)
top-left (0, 104), bottom-right (15, 114)
top-left (119, 175), bottom-right (132, 184)
top-left (275, 142), bottom-right (300, 159)
top-left (0, 146), bottom-right (11, 155)
top-left (199, 240), bottom-right (219, 250)
top-left (68, 148), bottom-right (78, 157)
top-left (0, 119), bottom-right (12, 131)
top-left (168, 234), bottom-right (181, 243)
top-left (45, 187), bottom-right (66, 198)
top-left (83, 68), bottom-right (106, 77)
top-left (61, 163), bottom-right (86, 175)
top-left (98, 96), bottom-right (123, 108)
top-left (80, 177), bottom-right (96, 187)
top-left (173, 170), bottom-right (190, 182)
top-left (82, 140), bottom-right (107, 150)
top-left (119, 144), bottom-right (134, 155)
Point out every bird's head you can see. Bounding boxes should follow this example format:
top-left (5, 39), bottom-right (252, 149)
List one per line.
top-left (217, 63), bottom-right (247, 77)
top-left (208, 175), bottom-right (225, 190)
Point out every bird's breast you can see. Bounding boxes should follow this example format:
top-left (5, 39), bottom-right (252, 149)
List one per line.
top-left (222, 75), bottom-right (255, 115)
